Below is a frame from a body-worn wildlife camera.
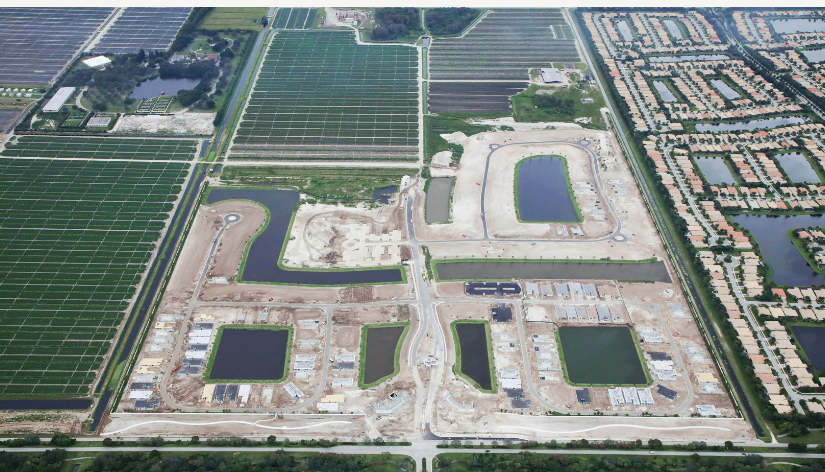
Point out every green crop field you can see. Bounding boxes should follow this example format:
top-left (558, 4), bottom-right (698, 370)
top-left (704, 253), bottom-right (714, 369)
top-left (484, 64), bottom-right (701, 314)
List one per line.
top-left (0, 145), bottom-right (190, 397)
top-left (1, 136), bottom-right (198, 161)
top-left (272, 8), bottom-right (316, 29)
top-left (200, 7), bottom-right (269, 31)
top-left (229, 30), bottom-right (419, 161)
top-left (429, 9), bottom-right (580, 80)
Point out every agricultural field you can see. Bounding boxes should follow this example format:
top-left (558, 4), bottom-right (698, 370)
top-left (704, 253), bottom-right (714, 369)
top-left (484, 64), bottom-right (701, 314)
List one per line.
top-left (200, 7), bottom-right (269, 31)
top-left (0, 142), bottom-right (191, 397)
top-left (272, 8), bottom-right (316, 30)
top-left (92, 7), bottom-right (192, 55)
top-left (228, 30), bottom-right (419, 161)
top-left (1, 136), bottom-right (197, 161)
top-left (428, 9), bottom-right (580, 80)
top-left (428, 82), bottom-right (528, 114)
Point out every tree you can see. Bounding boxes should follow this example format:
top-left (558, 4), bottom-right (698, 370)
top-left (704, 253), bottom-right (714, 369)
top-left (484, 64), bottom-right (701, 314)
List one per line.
top-left (648, 438), bottom-right (663, 450)
top-left (266, 435), bottom-right (277, 445)
top-left (724, 440), bottom-right (734, 450)
top-left (788, 441), bottom-right (807, 452)
top-left (49, 433), bottom-right (75, 447)
top-left (190, 436), bottom-right (199, 444)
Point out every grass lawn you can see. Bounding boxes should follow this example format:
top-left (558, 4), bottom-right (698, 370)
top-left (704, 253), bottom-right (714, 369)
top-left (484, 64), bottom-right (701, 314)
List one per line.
top-left (201, 7), bottom-right (268, 30)
top-left (513, 84), bottom-right (606, 128)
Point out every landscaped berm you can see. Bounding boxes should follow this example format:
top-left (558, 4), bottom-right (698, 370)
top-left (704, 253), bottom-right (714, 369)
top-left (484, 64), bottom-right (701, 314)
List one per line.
top-left (557, 326), bottom-right (649, 386)
top-left (204, 325), bottom-right (292, 383)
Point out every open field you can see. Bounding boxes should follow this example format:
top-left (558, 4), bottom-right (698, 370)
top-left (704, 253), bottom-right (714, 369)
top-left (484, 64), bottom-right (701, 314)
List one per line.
top-left (228, 30), bottom-right (419, 161)
top-left (1, 136), bottom-right (198, 161)
top-left (201, 7), bottom-right (268, 31)
top-left (429, 9), bottom-right (580, 80)
top-left (0, 157), bottom-right (189, 397)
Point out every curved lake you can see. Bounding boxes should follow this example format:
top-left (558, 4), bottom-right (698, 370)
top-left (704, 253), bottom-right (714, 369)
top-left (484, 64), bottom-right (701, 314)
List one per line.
top-left (802, 48), bottom-right (825, 64)
top-left (516, 156), bottom-right (579, 222)
top-left (731, 213), bottom-right (825, 287)
top-left (362, 324), bottom-right (407, 385)
top-left (771, 18), bottom-right (825, 35)
top-left (649, 55), bottom-right (729, 63)
top-left (130, 77), bottom-right (201, 100)
top-left (695, 116), bottom-right (809, 133)
top-left (454, 322), bottom-right (493, 391)
top-left (435, 260), bottom-right (671, 283)
top-left (206, 188), bottom-right (404, 285)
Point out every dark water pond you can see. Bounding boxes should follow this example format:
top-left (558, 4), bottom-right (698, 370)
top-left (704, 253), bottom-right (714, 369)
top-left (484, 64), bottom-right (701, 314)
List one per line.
top-left (454, 322), bottom-right (492, 391)
top-left (362, 325), bottom-right (406, 385)
top-left (517, 156), bottom-right (578, 222)
top-left (208, 328), bottom-right (288, 380)
top-left (617, 20), bottom-right (633, 41)
top-left (649, 54), bottom-right (729, 63)
top-left (559, 326), bottom-right (646, 385)
top-left (663, 19), bottom-right (683, 40)
top-left (790, 325), bottom-right (825, 371)
top-left (206, 188), bottom-right (403, 285)
top-left (130, 77), bottom-right (201, 100)
top-left (372, 186), bottom-right (397, 204)
top-left (710, 79), bottom-right (740, 100)
top-left (694, 156), bottom-right (736, 184)
top-left (802, 48), bottom-right (825, 63)
top-left (653, 80), bottom-right (678, 103)
top-left (425, 177), bottom-right (452, 224)
top-left (695, 116), bottom-right (809, 133)
top-left (771, 18), bottom-right (825, 34)
top-left (731, 213), bottom-right (825, 287)
top-left (436, 260), bottom-right (671, 283)
top-left (776, 152), bottom-right (820, 183)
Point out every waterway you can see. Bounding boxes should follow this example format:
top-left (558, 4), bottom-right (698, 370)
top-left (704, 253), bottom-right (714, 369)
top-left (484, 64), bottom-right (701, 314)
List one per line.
top-left (208, 328), bottom-right (289, 380)
top-left (435, 260), bottom-right (671, 283)
top-left (653, 80), bottom-right (679, 103)
top-left (130, 77), bottom-right (201, 100)
top-left (206, 189), bottom-right (404, 285)
top-left (362, 325), bottom-right (406, 385)
top-left (710, 79), bottom-right (741, 100)
top-left (776, 152), bottom-right (820, 183)
top-left (559, 326), bottom-right (647, 385)
top-left (771, 18), bottom-right (825, 35)
top-left (516, 156), bottom-right (578, 222)
top-left (649, 54), bottom-right (729, 63)
top-left (372, 186), bottom-right (397, 205)
top-left (695, 116), bottom-right (809, 133)
top-left (617, 20), bottom-right (634, 41)
top-left (694, 156), bottom-right (737, 185)
top-left (662, 19), bottom-right (684, 40)
top-left (425, 177), bottom-right (452, 224)
top-left (731, 213), bottom-right (825, 287)
top-left (790, 325), bottom-right (825, 371)
top-left (802, 48), bottom-right (825, 64)
top-left (454, 322), bottom-right (493, 391)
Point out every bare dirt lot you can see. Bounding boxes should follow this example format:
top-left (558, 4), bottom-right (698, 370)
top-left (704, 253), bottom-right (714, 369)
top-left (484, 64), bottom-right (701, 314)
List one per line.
top-left (113, 113), bottom-right (216, 135)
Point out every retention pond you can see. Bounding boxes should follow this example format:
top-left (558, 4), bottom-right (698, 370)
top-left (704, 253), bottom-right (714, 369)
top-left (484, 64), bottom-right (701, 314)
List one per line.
top-left (207, 327), bottom-right (289, 381)
top-left (695, 116), bottom-right (809, 133)
top-left (694, 156), bottom-right (737, 185)
top-left (559, 326), bottom-right (647, 385)
top-left (516, 156), bottom-right (579, 222)
top-left (453, 322), bottom-right (493, 391)
top-left (776, 152), bottom-right (820, 183)
top-left (206, 188), bottom-right (404, 285)
top-left (436, 260), bottom-right (671, 283)
top-left (790, 325), bottom-right (825, 371)
top-left (362, 324), bottom-right (407, 385)
top-left (731, 213), bottom-right (825, 287)
top-left (130, 77), bottom-right (201, 100)
top-left (653, 80), bottom-right (679, 103)
top-left (425, 177), bottom-right (452, 224)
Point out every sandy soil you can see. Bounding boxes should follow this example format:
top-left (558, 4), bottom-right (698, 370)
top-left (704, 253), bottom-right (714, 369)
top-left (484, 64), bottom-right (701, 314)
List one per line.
top-left (470, 117), bottom-right (584, 131)
top-left (112, 113), bottom-right (216, 135)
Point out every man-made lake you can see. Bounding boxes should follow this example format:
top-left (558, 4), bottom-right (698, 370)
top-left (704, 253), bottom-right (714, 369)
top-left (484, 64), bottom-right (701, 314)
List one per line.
top-left (695, 116), bottom-right (809, 133)
top-left (206, 189), bottom-right (404, 285)
top-left (653, 80), bottom-right (679, 103)
top-left (662, 19), bottom-right (684, 40)
top-left (454, 322), bottom-right (493, 391)
top-left (425, 177), bottom-right (452, 224)
top-left (790, 325), bottom-right (825, 371)
top-left (649, 55), bottom-right (729, 63)
top-left (694, 156), bottom-right (737, 185)
top-left (435, 260), bottom-right (671, 283)
top-left (362, 324), bottom-right (407, 385)
top-left (208, 328), bottom-right (289, 380)
top-left (802, 48), bottom-right (825, 64)
top-left (776, 152), bottom-right (820, 183)
top-left (559, 326), bottom-right (647, 385)
top-left (516, 156), bottom-right (579, 222)
top-left (617, 20), bottom-right (634, 41)
top-left (130, 77), bottom-right (201, 100)
top-left (731, 213), bottom-right (825, 287)
top-left (372, 186), bottom-right (397, 204)
top-left (710, 79), bottom-right (741, 100)
top-left (771, 18), bottom-right (825, 35)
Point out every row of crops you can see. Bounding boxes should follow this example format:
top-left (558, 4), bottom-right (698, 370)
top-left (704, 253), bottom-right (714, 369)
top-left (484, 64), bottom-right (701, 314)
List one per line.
top-left (429, 9), bottom-right (580, 80)
top-left (229, 30), bottom-right (419, 161)
top-left (0, 154), bottom-right (190, 396)
top-left (1, 136), bottom-right (198, 161)
top-left (273, 7), bottom-right (316, 30)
